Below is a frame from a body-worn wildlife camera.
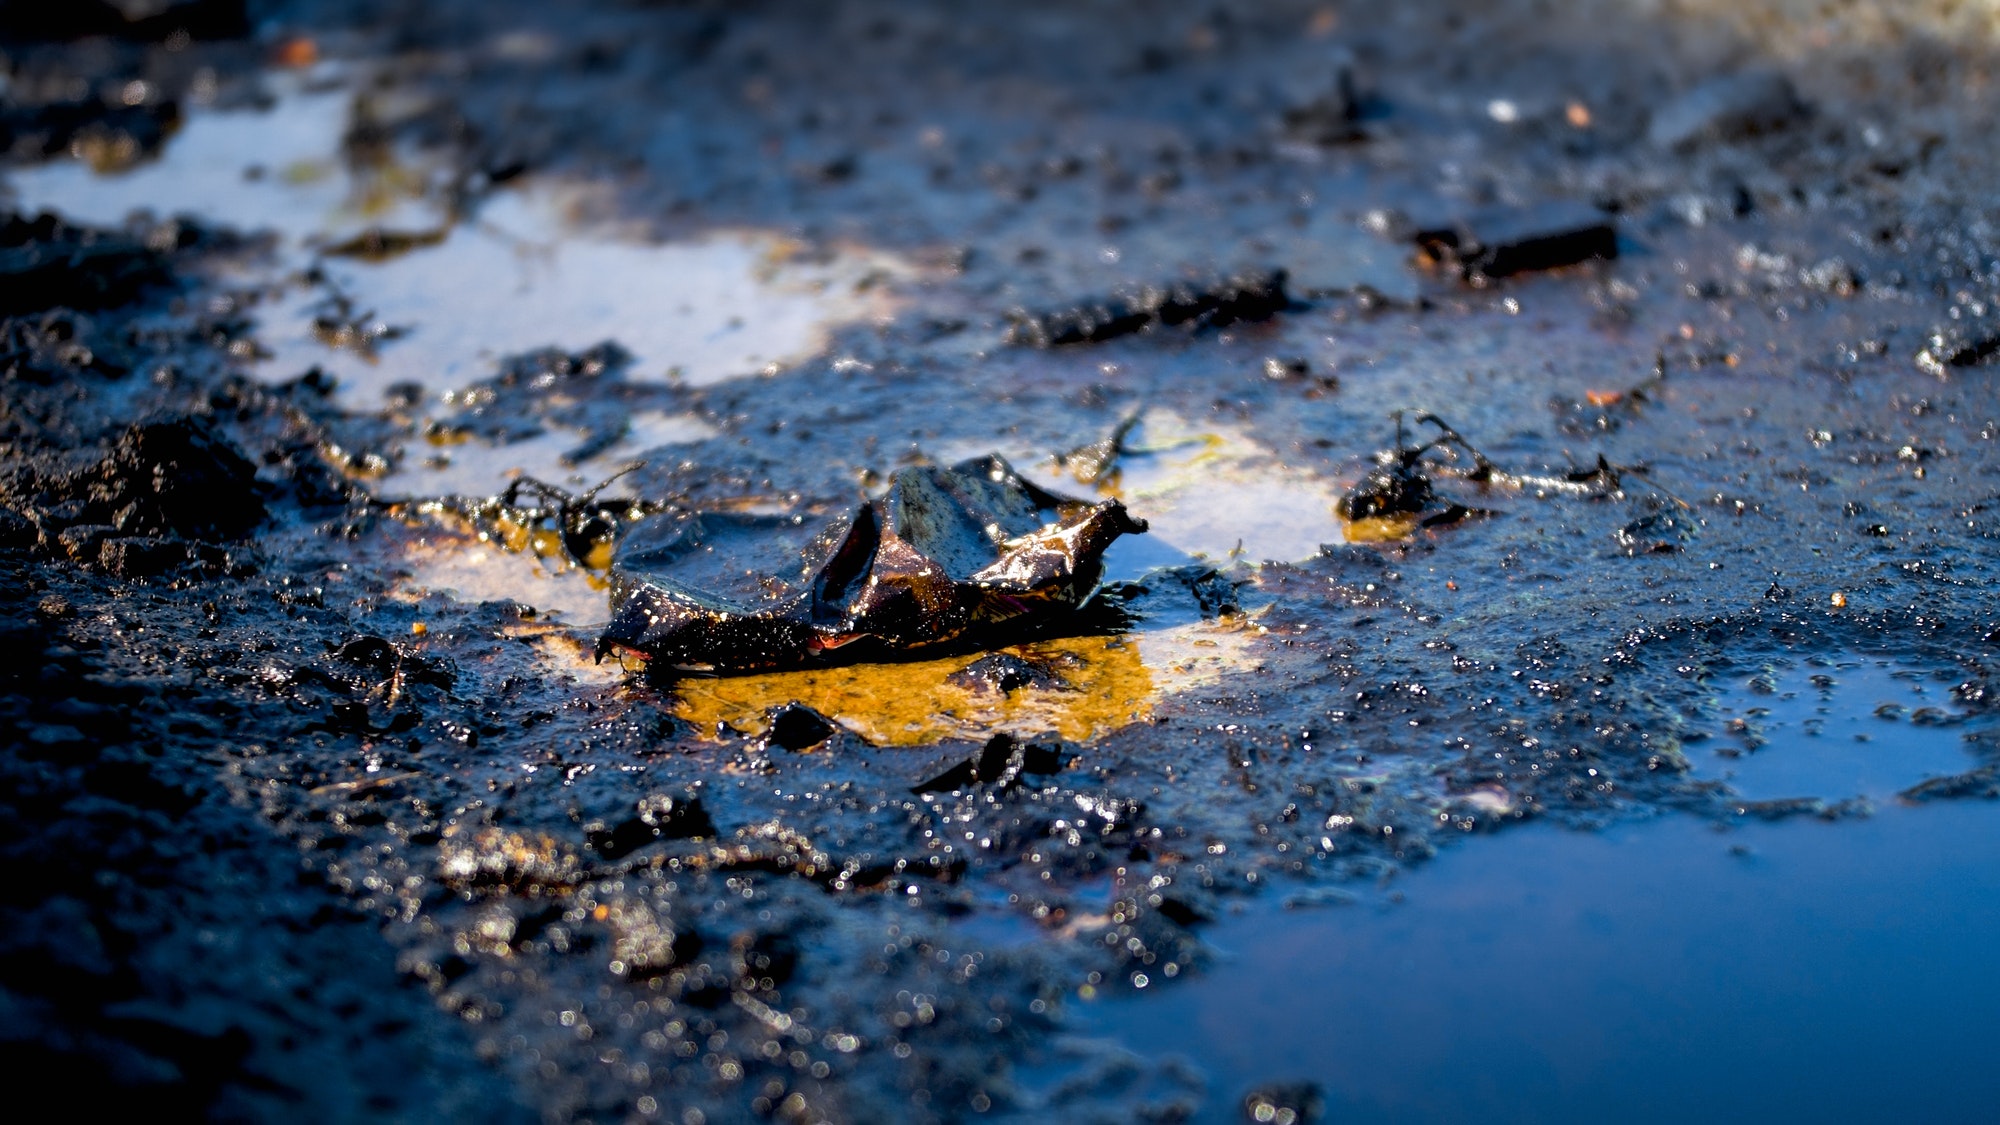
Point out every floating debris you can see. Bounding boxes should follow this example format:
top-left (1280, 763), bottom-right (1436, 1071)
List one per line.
top-left (597, 455), bottom-right (1146, 674)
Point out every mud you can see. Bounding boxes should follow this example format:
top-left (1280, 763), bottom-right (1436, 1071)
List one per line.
top-left (6, 1), bottom-right (2000, 1121)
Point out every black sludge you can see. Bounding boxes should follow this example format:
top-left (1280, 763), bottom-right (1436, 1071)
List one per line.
top-left (597, 455), bottom-right (1146, 673)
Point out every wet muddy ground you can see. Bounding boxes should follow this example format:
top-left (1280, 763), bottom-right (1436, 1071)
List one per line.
top-left (5, 1), bottom-right (2000, 1121)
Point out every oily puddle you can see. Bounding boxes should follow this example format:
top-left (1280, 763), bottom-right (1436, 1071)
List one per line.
top-left (387, 495), bottom-right (1271, 743)
top-left (1687, 656), bottom-right (1977, 800)
top-left (378, 408), bottom-right (717, 502)
top-left (670, 604), bottom-right (1270, 747)
top-left (947, 409), bottom-right (1350, 581)
top-left (3, 69), bottom-right (915, 411)
top-left (386, 511), bottom-right (610, 626)
top-left (1070, 803), bottom-right (2000, 1123)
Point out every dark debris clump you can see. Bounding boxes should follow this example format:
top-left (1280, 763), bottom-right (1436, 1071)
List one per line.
top-left (599, 454), bottom-right (1145, 673)
top-left (1005, 269), bottom-right (1290, 346)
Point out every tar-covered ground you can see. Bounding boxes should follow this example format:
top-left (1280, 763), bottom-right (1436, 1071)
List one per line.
top-left (5, 1), bottom-right (2000, 1121)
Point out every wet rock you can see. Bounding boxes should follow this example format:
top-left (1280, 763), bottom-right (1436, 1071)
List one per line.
top-left (1411, 202), bottom-right (1617, 283)
top-left (598, 455), bottom-right (1146, 674)
top-left (764, 702), bottom-right (837, 751)
top-left (1648, 69), bottom-right (1806, 150)
top-left (427, 341), bottom-right (636, 460)
top-left (1614, 509), bottom-right (1694, 555)
top-left (1004, 269), bottom-right (1289, 347)
top-left (90, 417), bottom-right (265, 540)
top-left (0, 213), bottom-right (171, 317)
top-left (582, 790), bottom-right (716, 860)
top-left (1900, 766), bottom-right (2000, 802)
top-left (946, 652), bottom-right (1074, 695)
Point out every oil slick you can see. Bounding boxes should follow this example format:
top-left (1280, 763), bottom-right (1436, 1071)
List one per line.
top-left (670, 606), bottom-right (1268, 747)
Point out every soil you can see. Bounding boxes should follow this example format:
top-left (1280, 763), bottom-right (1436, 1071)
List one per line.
top-left (5, 2), bottom-right (2000, 1121)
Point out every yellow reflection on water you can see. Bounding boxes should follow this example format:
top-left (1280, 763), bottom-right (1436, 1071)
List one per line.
top-left (670, 608), bottom-right (1271, 747)
top-left (672, 633), bottom-right (1156, 746)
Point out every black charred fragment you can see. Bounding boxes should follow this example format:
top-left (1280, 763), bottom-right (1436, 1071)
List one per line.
top-left (598, 455), bottom-right (1146, 674)
top-left (1338, 412), bottom-right (1495, 522)
top-left (1005, 269), bottom-right (1290, 347)
top-left (1409, 202), bottom-right (1617, 283)
top-left (764, 703), bottom-right (837, 751)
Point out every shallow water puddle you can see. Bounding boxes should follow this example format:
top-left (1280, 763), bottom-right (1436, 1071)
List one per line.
top-left (3, 78), bottom-right (448, 246)
top-left (250, 189), bottom-right (912, 408)
top-left (1076, 805), bottom-right (2000, 1122)
top-left (971, 409), bottom-right (1346, 580)
top-left (1690, 657), bottom-right (1975, 800)
top-left (389, 515), bottom-right (609, 625)
top-left (4, 74), bottom-right (913, 411)
top-left (380, 408), bottom-right (717, 501)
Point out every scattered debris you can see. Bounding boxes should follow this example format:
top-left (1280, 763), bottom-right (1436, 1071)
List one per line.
top-left (441, 466), bottom-right (668, 572)
top-left (1338, 411), bottom-right (1495, 535)
top-left (1553, 353), bottom-right (1667, 433)
top-left (597, 455), bottom-right (1146, 673)
top-left (1005, 269), bottom-right (1289, 347)
top-left (428, 341), bottom-right (639, 459)
top-left (1915, 325), bottom-right (2000, 377)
